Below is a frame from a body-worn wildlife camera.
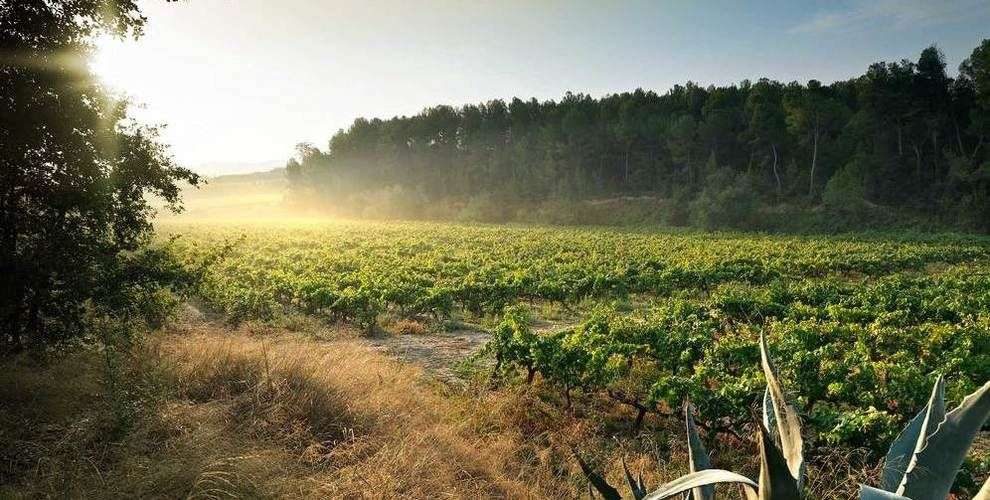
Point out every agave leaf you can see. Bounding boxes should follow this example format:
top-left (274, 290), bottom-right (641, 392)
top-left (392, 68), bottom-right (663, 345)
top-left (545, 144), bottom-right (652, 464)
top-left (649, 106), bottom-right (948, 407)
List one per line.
top-left (898, 380), bottom-right (990, 500)
top-left (739, 484), bottom-right (760, 500)
top-left (762, 388), bottom-right (777, 443)
top-left (974, 477), bottom-right (990, 500)
top-left (759, 333), bottom-right (804, 488)
top-left (757, 422), bottom-right (802, 500)
top-left (641, 470), bottom-right (758, 500)
top-left (859, 485), bottom-right (911, 499)
top-left (881, 376), bottom-right (945, 491)
top-left (622, 456), bottom-right (648, 500)
top-left (575, 451), bottom-right (622, 500)
top-left (684, 402), bottom-right (715, 500)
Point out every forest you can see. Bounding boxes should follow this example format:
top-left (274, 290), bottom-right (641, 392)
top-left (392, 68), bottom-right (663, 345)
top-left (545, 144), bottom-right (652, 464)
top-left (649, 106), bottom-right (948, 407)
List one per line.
top-left (287, 41), bottom-right (990, 232)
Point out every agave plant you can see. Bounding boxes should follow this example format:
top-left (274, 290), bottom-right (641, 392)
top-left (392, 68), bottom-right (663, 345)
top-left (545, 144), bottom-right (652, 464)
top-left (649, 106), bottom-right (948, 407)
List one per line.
top-left (976, 477), bottom-right (990, 500)
top-left (859, 376), bottom-right (990, 500)
top-left (579, 333), bottom-right (805, 499)
top-left (578, 334), bottom-right (990, 500)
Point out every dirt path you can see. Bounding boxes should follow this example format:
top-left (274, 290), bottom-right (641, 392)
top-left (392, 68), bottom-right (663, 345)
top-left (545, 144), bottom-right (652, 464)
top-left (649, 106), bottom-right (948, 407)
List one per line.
top-left (359, 318), bottom-right (580, 384)
top-left (362, 329), bottom-right (491, 384)
top-left (181, 302), bottom-right (579, 385)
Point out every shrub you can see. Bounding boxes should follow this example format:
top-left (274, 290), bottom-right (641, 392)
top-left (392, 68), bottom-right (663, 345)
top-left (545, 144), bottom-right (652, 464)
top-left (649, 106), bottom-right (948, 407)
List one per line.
top-left (823, 159), bottom-right (868, 210)
top-left (690, 168), bottom-right (761, 230)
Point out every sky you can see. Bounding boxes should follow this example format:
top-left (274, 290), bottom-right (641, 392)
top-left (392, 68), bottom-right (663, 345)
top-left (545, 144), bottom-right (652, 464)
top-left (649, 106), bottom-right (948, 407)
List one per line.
top-left (91, 0), bottom-right (990, 176)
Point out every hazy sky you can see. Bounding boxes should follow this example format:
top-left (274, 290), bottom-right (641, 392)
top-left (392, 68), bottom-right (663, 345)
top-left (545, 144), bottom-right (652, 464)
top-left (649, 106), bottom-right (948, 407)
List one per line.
top-left (91, 0), bottom-right (990, 175)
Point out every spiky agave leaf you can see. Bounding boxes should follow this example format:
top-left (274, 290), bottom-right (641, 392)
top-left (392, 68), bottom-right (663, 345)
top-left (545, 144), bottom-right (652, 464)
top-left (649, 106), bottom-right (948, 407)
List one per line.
top-left (898, 380), bottom-right (990, 500)
top-left (880, 375), bottom-right (945, 491)
top-left (759, 333), bottom-right (804, 489)
top-left (762, 388), bottom-right (776, 441)
top-left (575, 451), bottom-right (622, 500)
top-left (975, 477), bottom-right (990, 500)
top-left (684, 401), bottom-right (714, 500)
top-left (622, 456), bottom-right (648, 500)
top-left (858, 485), bottom-right (910, 499)
top-left (641, 470), bottom-right (758, 500)
top-left (757, 421), bottom-right (802, 500)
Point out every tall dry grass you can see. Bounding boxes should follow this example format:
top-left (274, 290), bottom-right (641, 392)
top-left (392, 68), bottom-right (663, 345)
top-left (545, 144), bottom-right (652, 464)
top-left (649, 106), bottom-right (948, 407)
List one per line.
top-left (158, 331), bottom-right (578, 497)
top-left (3, 326), bottom-right (627, 498)
top-left (1, 322), bottom-right (878, 498)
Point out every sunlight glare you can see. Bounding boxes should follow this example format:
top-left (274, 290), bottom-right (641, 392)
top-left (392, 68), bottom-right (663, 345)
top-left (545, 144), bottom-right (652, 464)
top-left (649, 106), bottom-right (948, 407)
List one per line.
top-left (89, 34), bottom-right (130, 91)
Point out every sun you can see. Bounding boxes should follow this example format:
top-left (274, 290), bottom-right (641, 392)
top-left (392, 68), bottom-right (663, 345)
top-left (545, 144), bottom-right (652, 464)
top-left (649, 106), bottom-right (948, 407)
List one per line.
top-left (88, 34), bottom-right (137, 92)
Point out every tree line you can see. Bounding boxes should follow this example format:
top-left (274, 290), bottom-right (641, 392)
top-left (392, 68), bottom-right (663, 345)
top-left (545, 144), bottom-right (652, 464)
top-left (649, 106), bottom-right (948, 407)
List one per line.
top-left (287, 41), bottom-right (990, 231)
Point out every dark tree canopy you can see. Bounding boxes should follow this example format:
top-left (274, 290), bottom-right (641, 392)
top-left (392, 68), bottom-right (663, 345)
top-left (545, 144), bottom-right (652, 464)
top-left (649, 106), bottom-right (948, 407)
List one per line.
top-left (287, 41), bottom-right (990, 232)
top-left (1, 0), bottom-right (199, 352)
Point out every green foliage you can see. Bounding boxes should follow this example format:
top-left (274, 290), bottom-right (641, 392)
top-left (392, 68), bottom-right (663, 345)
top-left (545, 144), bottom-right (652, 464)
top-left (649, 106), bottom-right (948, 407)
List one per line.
top-left (578, 342), bottom-right (989, 499)
top-left (823, 158), bottom-right (868, 210)
top-left (862, 378), bottom-right (990, 500)
top-left (169, 221), bottom-right (990, 455)
top-left (578, 336), bottom-right (800, 499)
top-left (286, 40), bottom-right (990, 233)
top-left (690, 169), bottom-right (761, 230)
top-left (0, 1), bottom-right (200, 353)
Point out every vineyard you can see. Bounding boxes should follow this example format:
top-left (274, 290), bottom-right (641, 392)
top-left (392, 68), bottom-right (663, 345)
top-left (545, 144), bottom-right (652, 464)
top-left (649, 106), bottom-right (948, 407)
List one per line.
top-left (162, 220), bottom-right (990, 456)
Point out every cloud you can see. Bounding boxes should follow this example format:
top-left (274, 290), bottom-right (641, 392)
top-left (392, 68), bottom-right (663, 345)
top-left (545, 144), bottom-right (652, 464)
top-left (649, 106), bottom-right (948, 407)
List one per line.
top-left (788, 0), bottom-right (989, 35)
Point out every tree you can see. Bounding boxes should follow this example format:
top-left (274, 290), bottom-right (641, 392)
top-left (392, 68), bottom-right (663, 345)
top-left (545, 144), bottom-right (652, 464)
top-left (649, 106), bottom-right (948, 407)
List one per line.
top-left (913, 46), bottom-right (952, 186)
top-left (666, 115), bottom-right (698, 185)
top-left (960, 39), bottom-right (990, 158)
top-left (784, 80), bottom-right (848, 197)
top-left (283, 39), bottom-right (990, 232)
top-left (744, 79), bottom-right (787, 198)
top-left (0, 1), bottom-right (199, 352)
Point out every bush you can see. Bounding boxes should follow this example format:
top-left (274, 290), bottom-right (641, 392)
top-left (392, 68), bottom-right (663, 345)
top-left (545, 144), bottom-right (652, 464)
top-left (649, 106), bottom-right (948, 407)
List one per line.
top-left (823, 160), bottom-right (867, 210)
top-left (690, 168), bottom-right (761, 230)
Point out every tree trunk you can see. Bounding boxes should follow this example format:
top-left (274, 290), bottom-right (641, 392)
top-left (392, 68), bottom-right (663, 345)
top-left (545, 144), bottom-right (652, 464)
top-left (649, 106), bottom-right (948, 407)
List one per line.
top-left (897, 126), bottom-right (903, 156)
top-left (932, 129), bottom-right (939, 177)
top-left (624, 143), bottom-right (631, 186)
top-left (771, 144), bottom-right (781, 199)
top-left (955, 119), bottom-right (966, 156)
top-left (27, 298), bottom-right (41, 345)
top-left (634, 407), bottom-right (647, 429)
top-left (913, 145), bottom-right (923, 184)
top-left (809, 125), bottom-right (819, 197)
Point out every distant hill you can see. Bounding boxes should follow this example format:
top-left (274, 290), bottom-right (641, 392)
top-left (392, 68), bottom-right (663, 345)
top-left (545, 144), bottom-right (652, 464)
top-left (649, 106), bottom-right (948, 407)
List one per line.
top-left (203, 167), bottom-right (288, 185)
top-left (158, 167), bottom-right (291, 220)
top-left (188, 160), bottom-right (284, 177)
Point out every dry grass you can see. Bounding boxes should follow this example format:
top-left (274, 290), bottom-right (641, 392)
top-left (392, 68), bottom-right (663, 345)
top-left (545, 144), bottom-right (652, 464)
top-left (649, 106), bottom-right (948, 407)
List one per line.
top-left (0, 319), bottom-right (887, 499)
top-left (159, 331), bottom-right (567, 497)
top-left (385, 318), bottom-right (431, 336)
top-left (3, 323), bottom-right (643, 498)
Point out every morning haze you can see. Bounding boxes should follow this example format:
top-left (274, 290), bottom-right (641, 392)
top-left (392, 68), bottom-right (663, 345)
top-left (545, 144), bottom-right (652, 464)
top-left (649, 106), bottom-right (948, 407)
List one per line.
top-left (93, 0), bottom-right (990, 174)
